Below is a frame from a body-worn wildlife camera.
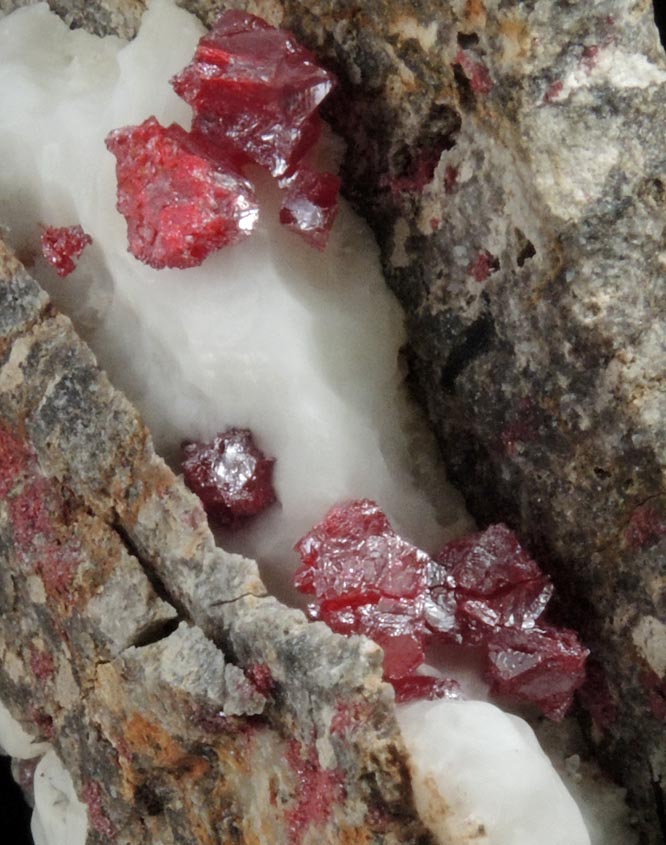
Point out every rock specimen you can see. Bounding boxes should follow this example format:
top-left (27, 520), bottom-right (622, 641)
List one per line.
top-left (0, 239), bottom-right (434, 843)
top-left (1, 0), bottom-right (665, 841)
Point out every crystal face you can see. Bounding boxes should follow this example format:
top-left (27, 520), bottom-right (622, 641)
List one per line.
top-left (295, 502), bottom-right (587, 718)
top-left (40, 225), bottom-right (92, 277)
top-left (107, 12), bottom-right (340, 267)
top-left (171, 11), bottom-right (336, 179)
top-left (181, 428), bottom-right (276, 525)
top-left (105, 118), bottom-right (258, 269)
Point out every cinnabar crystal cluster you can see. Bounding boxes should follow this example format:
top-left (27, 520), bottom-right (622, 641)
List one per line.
top-left (181, 428), bottom-right (276, 526)
top-left (294, 500), bottom-right (588, 718)
top-left (106, 11), bottom-right (340, 268)
top-left (40, 225), bottom-right (92, 277)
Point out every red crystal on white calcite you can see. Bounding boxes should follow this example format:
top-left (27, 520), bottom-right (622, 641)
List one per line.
top-left (295, 501), bottom-right (588, 718)
top-left (107, 12), bottom-right (340, 268)
top-left (105, 118), bottom-right (258, 269)
top-left (181, 428), bottom-right (276, 526)
top-left (40, 225), bottom-right (92, 277)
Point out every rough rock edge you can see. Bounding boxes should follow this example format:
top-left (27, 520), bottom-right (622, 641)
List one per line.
top-left (0, 238), bottom-right (435, 844)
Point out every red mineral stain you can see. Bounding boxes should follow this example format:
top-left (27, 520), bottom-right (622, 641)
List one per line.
top-left (454, 49), bottom-right (494, 94)
top-left (181, 428), bottom-right (276, 526)
top-left (29, 645), bottom-right (55, 682)
top-left (468, 249), bottom-right (499, 282)
top-left (40, 225), bottom-right (92, 278)
top-left (285, 739), bottom-right (345, 844)
top-left (582, 44), bottom-right (600, 73)
top-left (30, 707), bottom-right (54, 740)
top-left (500, 397), bottom-right (538, 456)
top-left (625, 503), bottom-right (666, 550)
top-left (578, 660), bottom-right (619, 732)
top-left (444, 164), bottom-right (459, 193)
top-left (83, 781), bottom-right (117, 839)
top-left (543, 80), bottom-right (564, 103)
top-left (245, 662), bottom-right (277, 697)
top-left (0, 426), bottom-right (31, 498)
top-left (642, 670), bottom-right (666, 722)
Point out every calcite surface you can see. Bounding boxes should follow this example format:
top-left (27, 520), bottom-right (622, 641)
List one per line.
top-left (0, 239), bottom-right (434, 844)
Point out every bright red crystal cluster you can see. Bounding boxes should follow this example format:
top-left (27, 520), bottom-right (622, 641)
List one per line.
top-left (40, 225), bottom-right (92, 277)
top-left (294, 501), bottom-right (588, 718)
top-left (181, 428), bottom-right (276, 526)
top-left (107, 11), bottom-right (339, 268)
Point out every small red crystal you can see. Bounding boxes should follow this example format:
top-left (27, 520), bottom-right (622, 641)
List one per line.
top-left (391, 674), bottom-right (462, 704)
top-left (172, 11), bottom-right (336, 179)
top-left (486, 625), bottom-right (589, 721)
top-left (279, 167), bottom-right (341, 249)
top-left (429, 523), bottom-right (554, 644)
top-left (105, 117), bottom-right (258, 269)
top-left (40, 225), bottom-right (92, 277)
top-left (181, 428), bottom-right (276, 525)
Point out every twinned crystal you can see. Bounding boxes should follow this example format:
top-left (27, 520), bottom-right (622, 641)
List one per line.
top-left (295, 501), bottom-right (587, 717)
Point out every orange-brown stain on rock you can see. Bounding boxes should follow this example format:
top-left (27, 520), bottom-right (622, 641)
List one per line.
top-left (498, 14), bottom-right (532, 64)
top-left (465, 0), bottom-right (487, 28)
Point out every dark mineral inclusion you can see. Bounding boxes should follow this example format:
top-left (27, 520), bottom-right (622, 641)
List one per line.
top-left (1, 0), bottom-right (666, 842)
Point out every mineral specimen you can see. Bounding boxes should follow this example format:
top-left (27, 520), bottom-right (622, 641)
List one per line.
top-left (181, 427), bottom-right (276, 525)
top-left (39, 225), bottom-right (92, 277)
top-left (0, 238), bottom-right (434, 845)
top-left (105, 117), bottom-right (259, 268)
top-left (171, 11), bottom-right (336, 179)
top-left (295, 501), bottom-right (586, 717)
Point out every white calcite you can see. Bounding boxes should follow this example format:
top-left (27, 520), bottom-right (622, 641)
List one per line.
top-left (31, 751), bottom-right (88, 845)
top-left (397, 699), bottom-right (591, 845)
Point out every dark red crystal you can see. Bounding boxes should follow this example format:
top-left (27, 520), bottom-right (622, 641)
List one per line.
top-left (181, 428), bottom-right (276, 525)
top-left (40, 225), bottom-right (92, 277)
top-left (279, 167), bottom-right (341, 250)
top-left (485, 625), bottom-right (589, 721)
top-left (172, 11), bottom-right (336, 179)
top-left (428, 523), bottom-right (554, 644)
top-left (295, 505), bottom-right (588, 718)
top-left (294, 499), bottom-right (431, 680)
top-left (105, 117), bottom-right (258, 269)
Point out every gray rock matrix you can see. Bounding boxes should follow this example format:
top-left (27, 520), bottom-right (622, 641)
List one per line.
top-left (1, 0), bottom-right (665, 841)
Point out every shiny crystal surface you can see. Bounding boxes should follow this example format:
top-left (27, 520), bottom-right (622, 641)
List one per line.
top-left (429, 523), bottom-right (554, 643)
top-left (105, 117), bottom-right (258, 269)
top-left (486, 625), bottom-right (589, 721)
top-left (181, 428), bottom-right (276, 525)
top-left (40, 225), bottom-right (92, 277)
top-left (279, 168), bottom-right (341, 250)
top-left (295, 504), bottom-right (587, 717)
top-left (172, 11), bottom-right (336, 178)
top-left (294, 499), bottom-right (431, 680)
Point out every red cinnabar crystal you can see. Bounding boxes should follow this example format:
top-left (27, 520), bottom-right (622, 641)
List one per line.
top-left (40, 225), bottom-right (92, 277)
top-left (279, 168), bottom-right (341, 250)
top-left (172, 11), bottom-right (336, 179)
top-left (181, 428), bottom-right (276, 525)
top-left (105, 118), bottom-right (258, 269)
top-left (295, 503), bottom-right (587, 718)
top-left (428, 523), bottom-right (554, 644)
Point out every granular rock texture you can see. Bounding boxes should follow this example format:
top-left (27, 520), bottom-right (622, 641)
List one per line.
top-left (0, 239), bottom-right (434, 844)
